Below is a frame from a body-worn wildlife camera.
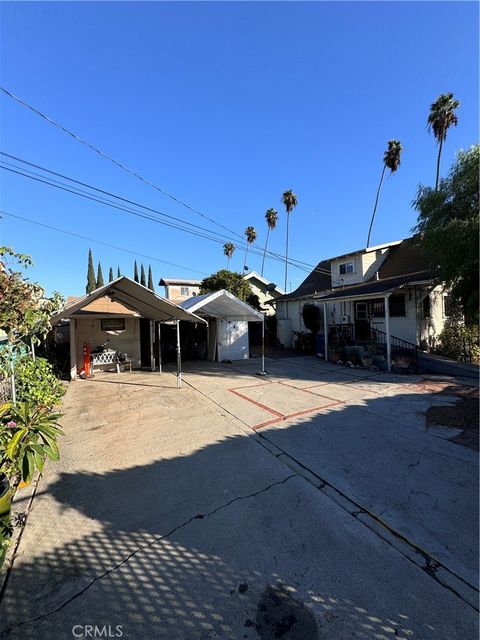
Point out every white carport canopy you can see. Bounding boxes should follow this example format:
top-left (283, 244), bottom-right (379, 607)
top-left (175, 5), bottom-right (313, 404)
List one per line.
top-left (179, 289), bottom-right (263, 321)
top-left (52, 277), bottom-right (206, 386)
top-left (180, 290), bottom-right (267, 374)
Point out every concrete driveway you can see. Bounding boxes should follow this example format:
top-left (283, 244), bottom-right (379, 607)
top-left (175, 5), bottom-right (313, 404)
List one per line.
top-left (0, 356), bottom-right (478, 639)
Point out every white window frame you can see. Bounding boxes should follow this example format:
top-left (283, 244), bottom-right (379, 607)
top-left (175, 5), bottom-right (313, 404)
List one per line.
top-left (339, 261), bottom-right (355, 275)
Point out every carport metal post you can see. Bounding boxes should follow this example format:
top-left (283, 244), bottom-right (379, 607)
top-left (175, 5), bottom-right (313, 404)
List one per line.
top-left (384, 294), bottom-right (392, 372)
top-left (257, 315), bottom-right (267, 376)
top-left (157, 322), bottom-right (162, 374)
top-left (323, 303), bottom-right (328, 361)
top-left (149, 320), bottom-right (155, 372)
top-left (176, 320), bottom-right (182, 388)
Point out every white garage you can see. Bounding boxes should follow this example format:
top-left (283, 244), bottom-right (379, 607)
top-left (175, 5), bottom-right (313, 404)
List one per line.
top-left (180, 290), bottom-right (264, 362)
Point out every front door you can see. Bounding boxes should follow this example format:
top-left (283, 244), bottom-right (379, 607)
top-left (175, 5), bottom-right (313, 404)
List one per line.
top-left (354, 302), bottom-right (370, 341)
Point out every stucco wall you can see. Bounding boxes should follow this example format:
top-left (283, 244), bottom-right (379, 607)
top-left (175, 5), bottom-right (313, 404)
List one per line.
top-left (75, 317), bottom-right (141, 368)
top-left (165, 285), bottom-right (200, 301)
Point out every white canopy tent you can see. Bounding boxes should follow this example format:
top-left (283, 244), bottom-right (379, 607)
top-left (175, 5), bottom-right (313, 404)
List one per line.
top-left (52, 277), bottom-right (207, 386)
top-left (180, 290), bottom-right (266, 370)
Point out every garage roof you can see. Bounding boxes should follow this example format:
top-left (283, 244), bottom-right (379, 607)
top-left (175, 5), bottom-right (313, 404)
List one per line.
top-left (180, 290), bottom-right (264, 321)
top-left (52, 277), bottom-right (207, 325)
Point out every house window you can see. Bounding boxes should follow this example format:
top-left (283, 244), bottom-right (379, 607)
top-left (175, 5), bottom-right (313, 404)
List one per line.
top-left (389, 295), bottom-right (406, 317)
top-left (101, 318), bottom-right (125, 331)
top-left (180, 287), bottom-right (189, 296)
top-left (339, 261), bottom-right (354, 275)
top-left (422, 296), bottom-right (431, 319)
top-left (369, 299), bottom-right (385, 318)
top-left (444, 295), bottom-right (454, 317)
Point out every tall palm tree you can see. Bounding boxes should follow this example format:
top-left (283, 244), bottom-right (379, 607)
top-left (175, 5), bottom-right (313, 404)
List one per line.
top-left (281, 190), bottom-right (298, 291)
top-left (427, 92), bottom-right (460, 190)
top-left (366, 140), bottom-right (403, 248)
top-left (261, 208), bottom-right (278, 277)
top-left (223, 242), bottom-right (235, 269)
top-left (243, 226), bottom-right (257, 272)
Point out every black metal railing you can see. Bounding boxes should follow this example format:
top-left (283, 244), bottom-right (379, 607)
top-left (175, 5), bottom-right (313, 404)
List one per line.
top-left (370, 327), bottom-right (418, 367)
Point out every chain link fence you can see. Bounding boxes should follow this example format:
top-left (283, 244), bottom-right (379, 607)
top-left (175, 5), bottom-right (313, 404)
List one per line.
top-left (0, 375), bottom-right (12, 403)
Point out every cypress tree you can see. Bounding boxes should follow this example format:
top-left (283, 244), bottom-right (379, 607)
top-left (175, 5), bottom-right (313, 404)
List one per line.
top-left (96, 262), bottom-right (105, 288)
top-left (117, 267), bottom-right (121, 278)
top-left (140, 263), bottom-right (146, 287)
top-left (108, 267), bottom-right (114, 282)
top-left (147, 265), bottom-right (154, 291)
top-left (86, 249), bottom-right (96, 293)
top-left (134, 261), bottom-right (139, 282)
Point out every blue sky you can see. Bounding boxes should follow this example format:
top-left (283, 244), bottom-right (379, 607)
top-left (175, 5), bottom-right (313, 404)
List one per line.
top-left (0, 1), bottom-right (478, 296)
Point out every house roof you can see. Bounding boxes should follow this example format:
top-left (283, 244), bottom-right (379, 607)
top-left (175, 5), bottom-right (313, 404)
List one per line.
top-left (325, 239), bottom-right (402, 262)
top-left (316, 272), bottom-right (434, 302)
top-left (376, 236), bottom-right (433, 280)
top-left (275, 260), bottom-right (332, 302)
top-left (159, 278), bottom-right (202, 286)
top-left (243, 271), bottom-right (285, 295)
top-left (180, 289), bottom-right (263, 321)
top-left (53, 277), bottom-right (207, 325)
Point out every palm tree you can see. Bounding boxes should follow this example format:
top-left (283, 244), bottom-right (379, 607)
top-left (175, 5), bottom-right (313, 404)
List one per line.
top-left (261, 208), bottom-right (278, 277)
top-left (223, 242), bottom-right (235, 269)
top-left (427, 93), bottom-right (460, 190)
top-left (366, 140), bottom-right (403, 248)
top-left (243, 226), bottom-right (257, 272)
top-left (281, 190), bottom-right (298, 291)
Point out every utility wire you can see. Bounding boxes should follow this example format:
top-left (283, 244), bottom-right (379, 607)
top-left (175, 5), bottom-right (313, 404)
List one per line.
top-left (1, 159), bottom-right (330, 277)
top-left (0, 209), bottom-right (208, 276)
top-left (0, 86), bottom-right (247, 242)
top-left (0, 151), bottom-right (331, 276)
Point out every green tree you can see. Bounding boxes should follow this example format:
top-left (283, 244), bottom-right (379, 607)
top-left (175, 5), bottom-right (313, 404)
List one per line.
top-left (86, 248), bottom-right (96, 294)
top-left (261, 208), bottom-right (278, 277)
top-left (134, 261), bottom-right (139, 282)
top-left (140, 263), bottom-right (146, 287)
top-left (413, 145), bottom-right (479, 323)
top-left (96, 262), bottom-right (104, 288)
top-left (117, 267), bottom-right (121, 278)
top-left (200, 270), bottom-right (255, 303)
top-left (147, 265), bottom-right (154, 291)
top-left (108, 267), bottom-right (114, 282)
top-left (427, 92), bottom-right (460, 190)
top-left (281, 190), bottom-right (298, 291)
top-left (243, 226), bottom-right (257, 272)
top-left (223, 242), bottom-right (235, 269)
top-left (366, 140), bottom-right (403, 248)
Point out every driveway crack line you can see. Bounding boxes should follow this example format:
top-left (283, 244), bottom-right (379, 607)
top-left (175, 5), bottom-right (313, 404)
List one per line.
top-left (0, 474), bottom-right (296, 637)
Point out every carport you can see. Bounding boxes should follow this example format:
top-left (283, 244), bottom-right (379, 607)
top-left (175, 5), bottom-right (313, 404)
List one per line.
top-left (52, 277), bottom-right (207, 387)
top-left (180, 289), bottom-right (265, 365)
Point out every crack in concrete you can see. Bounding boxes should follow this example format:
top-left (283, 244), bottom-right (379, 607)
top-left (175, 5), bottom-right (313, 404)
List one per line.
top-left (0, 474), bottom-right (296, 637)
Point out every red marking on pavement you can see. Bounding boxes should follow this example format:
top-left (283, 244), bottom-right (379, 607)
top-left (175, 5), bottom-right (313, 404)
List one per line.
top-left (229, 388), bottom-right (285, 418)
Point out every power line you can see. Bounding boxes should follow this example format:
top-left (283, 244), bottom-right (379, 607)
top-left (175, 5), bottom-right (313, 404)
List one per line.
top-left (0, 86), bottom-right (247, 242)
top-left (0, 155), bottom-right (331, 276)
top-left (0, 209), bottom-right (209, 276)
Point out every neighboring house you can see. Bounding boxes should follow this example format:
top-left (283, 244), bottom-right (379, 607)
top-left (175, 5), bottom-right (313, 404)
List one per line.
top-left (243, 271), bottom-right (285, 315)
top-left (159, 278), bottom-right (202, 302)
top-left (274, 237), bottom-right (450, 353)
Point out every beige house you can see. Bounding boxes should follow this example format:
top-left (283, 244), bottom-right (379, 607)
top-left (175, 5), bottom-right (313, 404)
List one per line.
top-left (273, 237), bottom-right (451, 368)
top-left (159, 278), bottom-right (202, 302)
top-left (243, 271), bottom-right (285, 316)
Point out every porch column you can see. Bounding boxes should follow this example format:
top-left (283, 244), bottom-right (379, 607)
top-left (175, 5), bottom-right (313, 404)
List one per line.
top-left (149, 320), bottom-right (155, 372)
top-left (323, 303), bottom-right (328, 361)
top-left (176, 320), bottom-right (182, 388)
top-left (69, 319), bottom-right (77, 380)
top-left (384, 294), bottom-right (391, 372)
top-left (157, 322), bottom-right (162, 374)
top-left (257, 316), bottom-right (267, 376)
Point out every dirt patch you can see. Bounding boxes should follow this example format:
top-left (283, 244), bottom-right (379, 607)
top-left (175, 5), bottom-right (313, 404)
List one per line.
top-left (424, 382), bottom-right (479, 451)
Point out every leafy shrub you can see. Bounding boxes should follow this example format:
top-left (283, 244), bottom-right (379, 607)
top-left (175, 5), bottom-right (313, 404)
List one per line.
top-left (435, 318), bottom-right (480, 364)
top-left (0, 402), bottom-right (63, 484)
top-left (14, 356), bottom-right (65, 409)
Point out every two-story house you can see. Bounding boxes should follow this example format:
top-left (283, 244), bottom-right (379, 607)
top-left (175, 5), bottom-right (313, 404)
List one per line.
top-left (274, 237), bottom-right (451, 364)
top-left (159, 278), bottom-right (202, 302)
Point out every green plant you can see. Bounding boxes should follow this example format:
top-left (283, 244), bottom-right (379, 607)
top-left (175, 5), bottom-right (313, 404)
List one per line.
top-left (0, 402), bottom-right (64, 485)
top-left (435, 318), bottom-right (480, 364)
top-left (13, 356), bottom-right (65, 409)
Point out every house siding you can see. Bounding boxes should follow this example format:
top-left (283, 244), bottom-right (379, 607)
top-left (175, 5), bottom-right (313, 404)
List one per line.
top-left (74, 317), bottom-right (141, 368)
